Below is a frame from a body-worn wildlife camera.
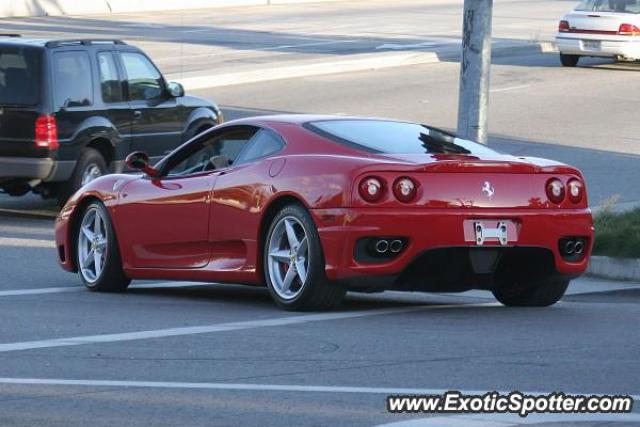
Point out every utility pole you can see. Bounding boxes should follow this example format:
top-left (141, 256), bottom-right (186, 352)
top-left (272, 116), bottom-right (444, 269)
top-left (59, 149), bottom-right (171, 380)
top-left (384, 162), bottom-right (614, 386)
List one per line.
top-left (457, 0), bottom-right (493, 144)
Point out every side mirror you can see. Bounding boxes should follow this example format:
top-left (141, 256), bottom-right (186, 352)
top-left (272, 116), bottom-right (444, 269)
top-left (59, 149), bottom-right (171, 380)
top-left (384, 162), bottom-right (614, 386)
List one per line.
top-left (167, 81), bottom-right (185, 98)
top-left (125, 151), bottom-right (158, 177)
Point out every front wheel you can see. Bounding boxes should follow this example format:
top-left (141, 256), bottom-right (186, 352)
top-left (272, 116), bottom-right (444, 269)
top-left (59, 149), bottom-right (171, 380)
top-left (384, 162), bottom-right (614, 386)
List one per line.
top-left (263, 204), bottom-right (345, 311)
top-left (560, 53), bottom-right (580, 67)
top-left (76, 202), bottom-right (130, 292)
top-left (493, 280), bottom-right (569, 307)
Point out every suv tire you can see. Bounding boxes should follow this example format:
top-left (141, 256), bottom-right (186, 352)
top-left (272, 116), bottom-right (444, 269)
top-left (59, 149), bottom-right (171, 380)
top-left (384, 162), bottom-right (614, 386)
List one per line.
top-left (57, 147), bottom-right (107, 206)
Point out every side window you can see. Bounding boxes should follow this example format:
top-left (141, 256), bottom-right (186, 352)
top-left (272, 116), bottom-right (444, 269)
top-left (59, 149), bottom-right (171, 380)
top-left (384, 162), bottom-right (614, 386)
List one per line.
top-left (164, 128), bottom-right (258, 177)
top-left (235, 129), bottom-right (285, 165)
top-left (97, 52), bottom-right (123, 103)
top-left (53, 51), bottom-right (93, 109)
top-left (121, 52), bottom-right (163, 101)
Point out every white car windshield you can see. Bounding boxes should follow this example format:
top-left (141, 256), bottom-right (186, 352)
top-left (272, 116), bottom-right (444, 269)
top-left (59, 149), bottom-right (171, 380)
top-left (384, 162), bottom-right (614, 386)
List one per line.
top-left (576, 0), bottom-right (640, 14)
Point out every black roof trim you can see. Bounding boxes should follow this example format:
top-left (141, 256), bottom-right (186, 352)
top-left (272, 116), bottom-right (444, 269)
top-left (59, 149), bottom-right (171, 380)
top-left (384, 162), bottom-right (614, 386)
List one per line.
top-left (45, 39), bottom-right (127, 48)
top-left (0, 34), bottom-right (22, 38)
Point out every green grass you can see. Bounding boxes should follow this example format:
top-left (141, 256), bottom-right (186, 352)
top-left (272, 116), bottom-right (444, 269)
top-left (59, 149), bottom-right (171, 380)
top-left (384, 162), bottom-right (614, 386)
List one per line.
top-left (593, 207), bottom-right (640, 259)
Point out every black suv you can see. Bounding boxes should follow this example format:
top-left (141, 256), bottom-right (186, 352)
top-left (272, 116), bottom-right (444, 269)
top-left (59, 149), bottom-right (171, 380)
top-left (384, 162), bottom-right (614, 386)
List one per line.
top-left (0, 35), bottom-right (222, 203)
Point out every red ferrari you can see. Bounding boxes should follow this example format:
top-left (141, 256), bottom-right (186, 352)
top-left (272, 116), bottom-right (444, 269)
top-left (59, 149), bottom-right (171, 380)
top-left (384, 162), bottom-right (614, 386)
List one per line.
top-left (55, 115), bottom-right (593, 310)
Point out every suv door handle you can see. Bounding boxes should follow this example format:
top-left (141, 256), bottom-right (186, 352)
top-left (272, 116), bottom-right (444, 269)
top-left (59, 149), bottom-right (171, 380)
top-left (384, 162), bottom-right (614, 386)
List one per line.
top-left (133, 110), bottom-right (142, 120)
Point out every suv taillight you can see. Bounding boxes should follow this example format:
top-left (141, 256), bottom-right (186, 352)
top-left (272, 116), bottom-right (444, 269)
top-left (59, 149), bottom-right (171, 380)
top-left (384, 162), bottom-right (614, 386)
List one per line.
top-left (35, 115), bottom-right (59, 149)
top-left (558, 20), bottom-right (570, 32)
top-left (618, 23), bottom-right (640, 36)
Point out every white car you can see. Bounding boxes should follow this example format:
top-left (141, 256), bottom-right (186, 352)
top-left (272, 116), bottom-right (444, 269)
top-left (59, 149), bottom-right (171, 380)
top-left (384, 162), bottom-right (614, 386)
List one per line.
top-left (556, 0), bottom-right (640, 66)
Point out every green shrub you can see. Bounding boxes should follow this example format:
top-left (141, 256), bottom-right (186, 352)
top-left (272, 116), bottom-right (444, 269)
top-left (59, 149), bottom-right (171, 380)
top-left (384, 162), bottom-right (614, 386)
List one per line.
top-left (593, 208), bottom-right (640, 259)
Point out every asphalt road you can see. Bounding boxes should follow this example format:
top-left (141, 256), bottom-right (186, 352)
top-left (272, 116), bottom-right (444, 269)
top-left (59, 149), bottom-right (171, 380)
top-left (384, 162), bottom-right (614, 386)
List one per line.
top-left (2, 1), bottom-right (640, 426)
top-left (1, 205), bottom-right (640, 427)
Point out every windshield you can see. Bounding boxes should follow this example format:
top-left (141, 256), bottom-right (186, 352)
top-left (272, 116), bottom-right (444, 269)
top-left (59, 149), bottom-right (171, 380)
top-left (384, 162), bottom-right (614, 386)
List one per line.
top-left (0, 46), bottom-right (42, 106)
top-left (576, 0), bottom-right (640, 14)
top-left (307, 119), bottom-right (500, 156)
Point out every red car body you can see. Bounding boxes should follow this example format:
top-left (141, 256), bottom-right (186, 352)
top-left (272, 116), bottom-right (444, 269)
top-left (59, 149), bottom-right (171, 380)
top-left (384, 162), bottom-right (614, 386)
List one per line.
top-left (55, 115), bottom-right (593, 297)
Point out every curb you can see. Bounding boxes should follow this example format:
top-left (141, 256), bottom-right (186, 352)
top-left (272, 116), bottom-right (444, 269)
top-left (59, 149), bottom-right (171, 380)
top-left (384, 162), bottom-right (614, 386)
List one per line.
top-left (174, 51), bottom-right (440, 91)
top-left (586, 255), bottom-right (640, 282)
top-left (174, 41), bottom-right (556, 91)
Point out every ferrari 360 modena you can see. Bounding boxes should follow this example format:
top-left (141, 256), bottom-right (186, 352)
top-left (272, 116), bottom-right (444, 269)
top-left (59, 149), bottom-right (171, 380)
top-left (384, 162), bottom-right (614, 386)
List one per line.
top-left (55, 115), bottom-right (594, 310)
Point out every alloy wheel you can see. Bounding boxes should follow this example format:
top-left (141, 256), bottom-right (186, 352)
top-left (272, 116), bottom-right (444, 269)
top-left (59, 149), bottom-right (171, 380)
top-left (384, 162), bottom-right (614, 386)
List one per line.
top-left (267, 216), bottom-right (310, 300)
top-left (78, 207), bottom-right (108, 284)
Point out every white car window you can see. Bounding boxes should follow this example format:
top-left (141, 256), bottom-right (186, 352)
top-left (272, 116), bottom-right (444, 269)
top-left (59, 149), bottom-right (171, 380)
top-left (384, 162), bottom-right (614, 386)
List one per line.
top-left (577, 0), bottom-right (640, 13)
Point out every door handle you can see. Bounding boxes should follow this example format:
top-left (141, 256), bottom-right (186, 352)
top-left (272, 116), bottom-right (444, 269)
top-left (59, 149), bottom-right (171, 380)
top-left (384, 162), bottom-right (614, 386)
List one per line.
top-left (133, 110), bottom-right (142, 120)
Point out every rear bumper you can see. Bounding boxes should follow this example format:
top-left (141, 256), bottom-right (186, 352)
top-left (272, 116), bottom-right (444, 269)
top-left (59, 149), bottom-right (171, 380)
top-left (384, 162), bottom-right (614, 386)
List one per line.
top-left (0, 157), bottom-right (76, 184)
top-left (313, 207), bottom-right (594, 290)
top-left (556, 35), bottom-right (640, 59)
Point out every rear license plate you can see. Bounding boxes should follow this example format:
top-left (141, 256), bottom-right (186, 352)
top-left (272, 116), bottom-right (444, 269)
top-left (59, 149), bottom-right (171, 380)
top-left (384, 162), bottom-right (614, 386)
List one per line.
top-left (583, 40), bottom-right (601, 50)
top-left (464, 220), bottom-right (518, 246)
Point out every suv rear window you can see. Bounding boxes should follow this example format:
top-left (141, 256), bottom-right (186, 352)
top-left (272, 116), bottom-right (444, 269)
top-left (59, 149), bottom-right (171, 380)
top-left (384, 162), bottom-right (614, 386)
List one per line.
top-left (53, 51), bottom-right (94, 109)
top-left (0, 46), bottom-right (41, 106)
top-left (307, 119), bottom-right (499, 156)
top-left (576, 0), bottom-right (640, 13)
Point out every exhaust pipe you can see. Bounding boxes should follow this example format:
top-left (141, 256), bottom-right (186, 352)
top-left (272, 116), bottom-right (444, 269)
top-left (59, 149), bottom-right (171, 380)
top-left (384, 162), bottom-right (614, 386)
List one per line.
top-left (574, 241), bottom-right (584, 255)
top-left (389, 240), bottom-right (404, 253)
top-left (564, 240), bottom-right (575, 255)
top-left (375, 240), bottom-right (389, 254)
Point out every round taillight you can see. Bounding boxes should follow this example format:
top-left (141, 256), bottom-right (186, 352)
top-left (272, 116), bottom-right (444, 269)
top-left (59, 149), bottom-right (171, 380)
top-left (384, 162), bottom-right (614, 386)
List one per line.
top-left (567, 179), bottom-right (584, 204)
top-left (393, 177), bottom-right (417, 203)
top-left (359, 176), bottom-right (385, 203)
top-left (546, 178), bottom-right (565, 204)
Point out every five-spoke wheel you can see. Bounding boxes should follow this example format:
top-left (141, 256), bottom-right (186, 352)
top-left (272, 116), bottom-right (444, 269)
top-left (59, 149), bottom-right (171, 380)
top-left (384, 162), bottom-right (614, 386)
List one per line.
top-left (264, 203), bottom-right (345, 310)
top-left (76, 202), bottom-right (130, 292)
top-left (78, 206), bottom-right (108, 283)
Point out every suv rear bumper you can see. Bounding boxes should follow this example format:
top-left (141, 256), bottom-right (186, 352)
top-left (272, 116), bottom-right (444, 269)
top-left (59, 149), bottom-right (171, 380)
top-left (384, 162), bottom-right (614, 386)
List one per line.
top-left (0, 157), bottom-right (76, 182)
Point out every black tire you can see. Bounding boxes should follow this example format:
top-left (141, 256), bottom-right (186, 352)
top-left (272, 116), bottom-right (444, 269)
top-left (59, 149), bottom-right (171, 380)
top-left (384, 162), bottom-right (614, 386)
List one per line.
top-left (263, 203), bottom-right (345, 311)
top-left (75, 201), bottom-right (130, 292)
top-left (57, 147), bottom-right (108, 206)
top-left (560, 53), bottom-right (580, 67)
top-left (493, 280), bottom-right (569, 307)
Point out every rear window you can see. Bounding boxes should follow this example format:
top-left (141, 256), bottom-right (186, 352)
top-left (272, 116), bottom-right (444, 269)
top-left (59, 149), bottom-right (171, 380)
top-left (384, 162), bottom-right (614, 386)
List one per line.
top-left (0, 46), bottom-right (41, 106)
top-left (576, 0), bottom-right (640, 13)
top-left (307, 119), bottom-right (499, 156)
top-left (53, 51), bottom-right (94, 109)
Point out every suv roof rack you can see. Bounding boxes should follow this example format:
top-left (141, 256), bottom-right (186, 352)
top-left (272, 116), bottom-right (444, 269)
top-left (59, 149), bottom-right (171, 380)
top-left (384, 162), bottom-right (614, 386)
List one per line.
top-left (0, 34), bottom-right (22, 38)
top-left (45, 39), bottom-right (127, 48)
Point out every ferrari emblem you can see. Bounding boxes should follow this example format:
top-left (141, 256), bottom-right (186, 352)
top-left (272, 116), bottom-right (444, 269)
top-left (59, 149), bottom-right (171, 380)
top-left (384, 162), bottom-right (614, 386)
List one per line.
top-left (482, 181), bottom-right (495, 198)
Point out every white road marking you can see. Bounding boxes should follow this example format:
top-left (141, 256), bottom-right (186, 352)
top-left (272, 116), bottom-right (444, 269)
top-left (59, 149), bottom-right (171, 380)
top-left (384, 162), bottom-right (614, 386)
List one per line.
top-left (490, 84), bottom-right (531, 93)
top-left (0, 225), bottom-right (53, 236)
top-left (0, 208), bottom-right (57, 218)
top-left (0, 237), bottom-right (55, 249)
top-left (0, 378), bottom-right (637, 403)
top-left (0, 282), bottom-right (212, 297)
top-left (377, 413), bottom-right (640, 427)
top-left (0, 303), bottom-right (497, 353)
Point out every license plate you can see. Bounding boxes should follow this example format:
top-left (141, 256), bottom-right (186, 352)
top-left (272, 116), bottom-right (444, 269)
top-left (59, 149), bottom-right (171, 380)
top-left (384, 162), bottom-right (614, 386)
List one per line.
top-left (464, 220), bottom-right (517, 246)
top-left (583, 40), bottom-right (601, 50)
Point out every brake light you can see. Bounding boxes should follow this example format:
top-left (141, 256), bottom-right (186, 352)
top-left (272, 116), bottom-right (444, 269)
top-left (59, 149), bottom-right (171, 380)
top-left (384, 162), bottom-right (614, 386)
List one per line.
top-left (567, 179), bottom-right (584, 204)
top-left (546, 178), bottom-right (565, 204)
top-left (359, 176), bottom-right (385, 203)
top-left (393, 177), bottom-right (418, 203)
top-left (558, 20), bottom-right (570, 32)
top-left (34, 115), bottom-right (59, 149)
top-left (618, 23), bottom-right (640, 36)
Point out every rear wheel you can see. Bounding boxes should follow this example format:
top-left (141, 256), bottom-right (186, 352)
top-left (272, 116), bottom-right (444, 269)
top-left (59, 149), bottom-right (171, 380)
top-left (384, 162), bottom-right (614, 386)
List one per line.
top-left (493, 280), bottom-right (569, 307)
top-left (560, 53), bottom-right (580, 67)
top-left (76, 202), bottom-right (130, 292)
top-left (263, 204), bottom-right (345, 311)
top-left (57, 148), bottom-right (107, 206)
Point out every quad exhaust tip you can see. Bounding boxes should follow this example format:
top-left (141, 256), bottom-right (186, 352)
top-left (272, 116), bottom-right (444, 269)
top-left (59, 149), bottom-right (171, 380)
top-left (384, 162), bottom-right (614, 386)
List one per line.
top-left (375, 239), bottom-right (389, 254)
top-left (390, 240), bottom-right (404, 253)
